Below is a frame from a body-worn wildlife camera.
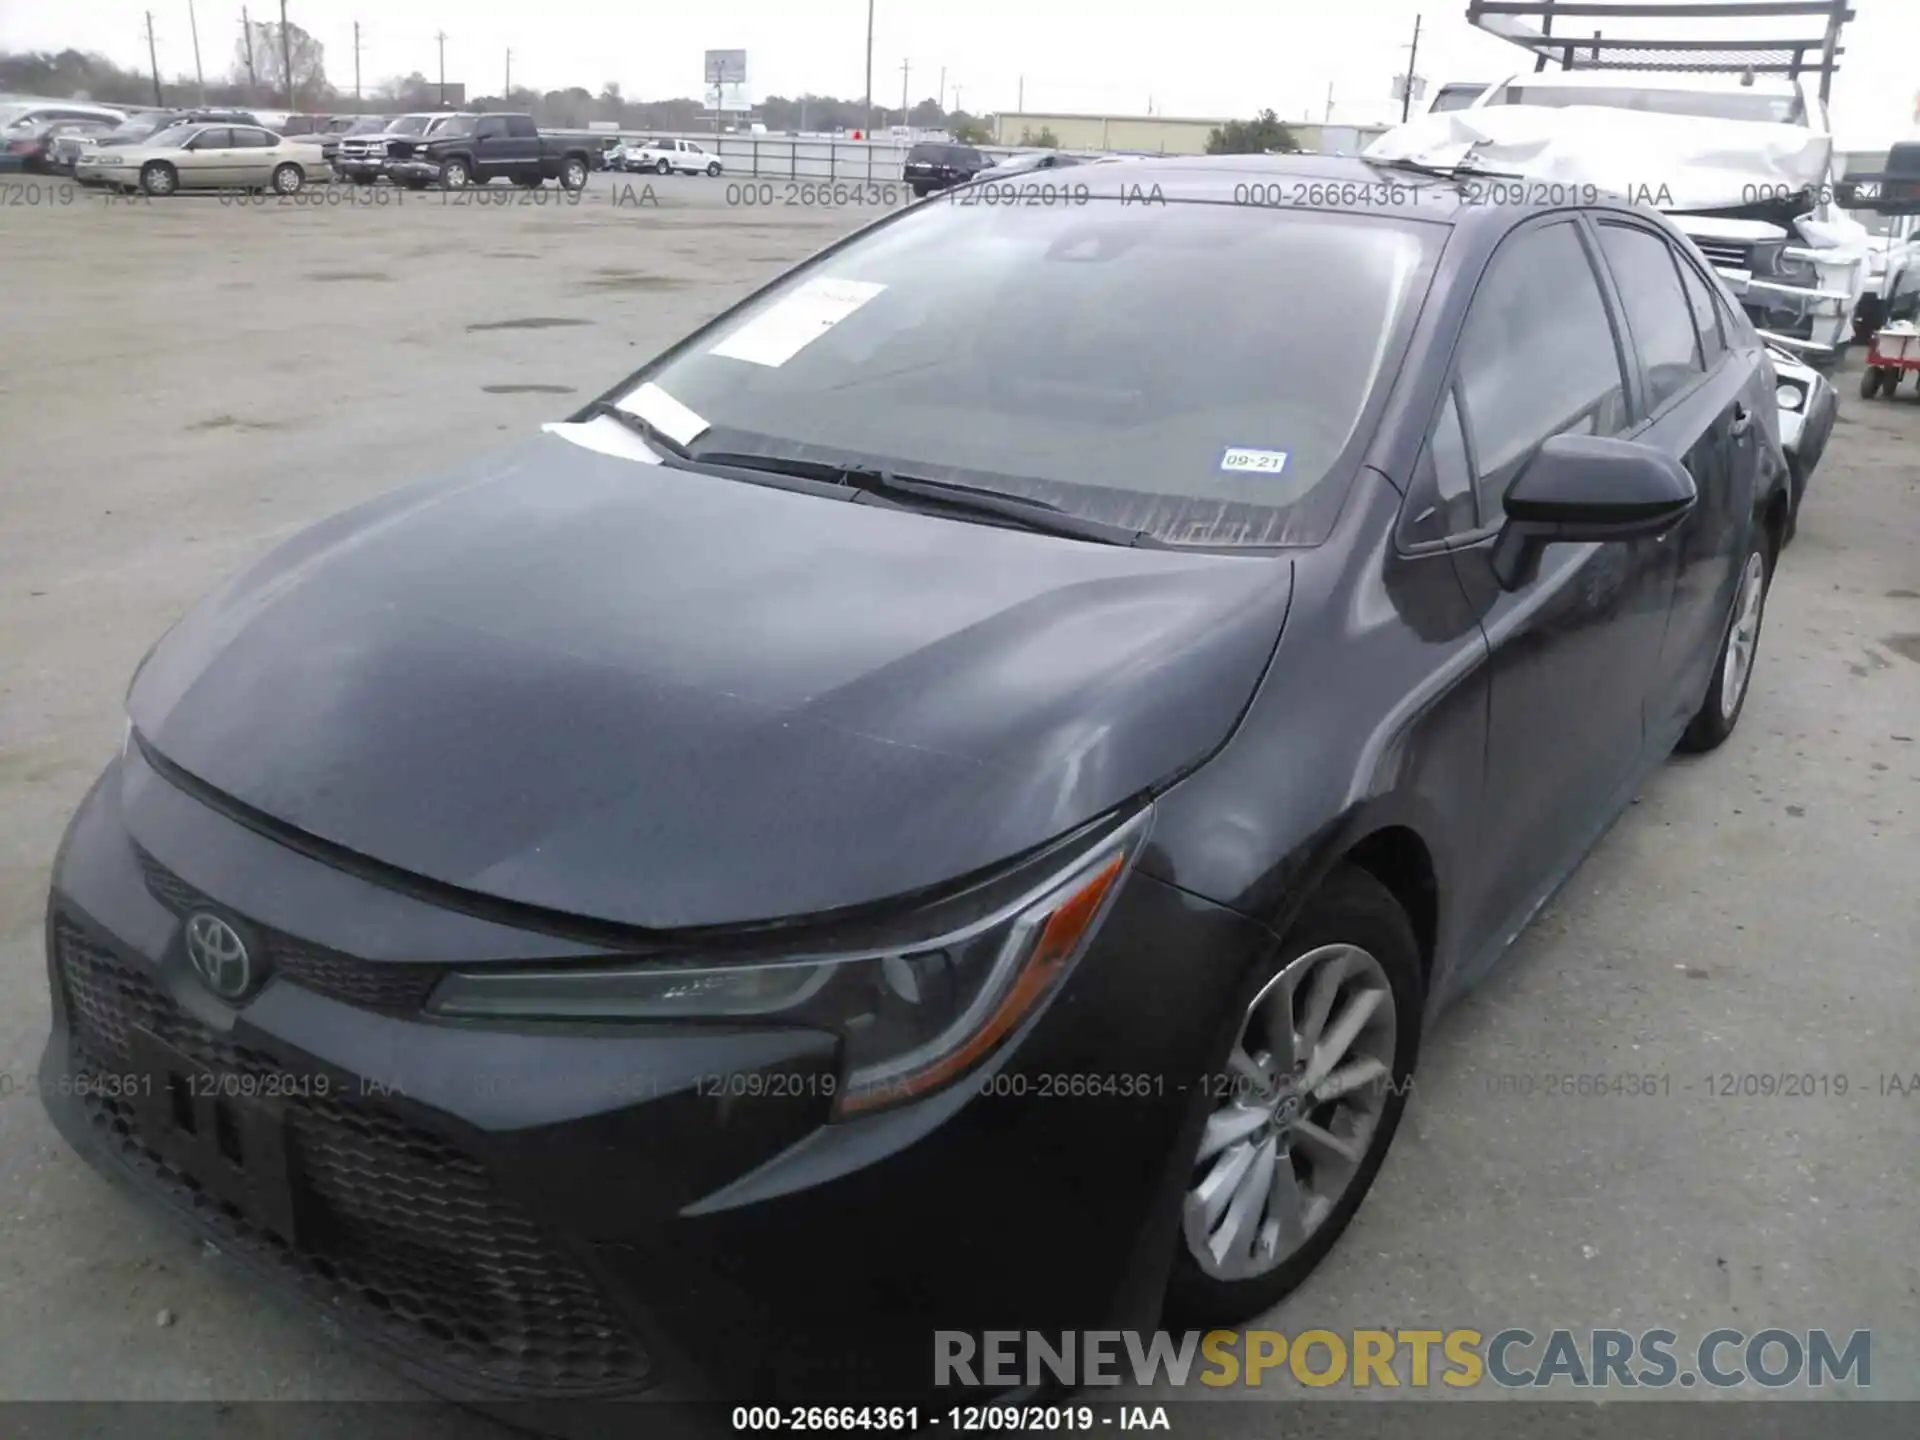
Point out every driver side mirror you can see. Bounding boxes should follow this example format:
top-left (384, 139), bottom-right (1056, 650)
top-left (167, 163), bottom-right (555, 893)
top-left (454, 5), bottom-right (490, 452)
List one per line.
top-left (1489, 433), bottom-right (1697, 591)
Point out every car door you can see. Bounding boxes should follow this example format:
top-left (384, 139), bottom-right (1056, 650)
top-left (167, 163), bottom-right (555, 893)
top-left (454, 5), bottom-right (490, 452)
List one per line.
top-left (1440, 216), bottom-right (1679, 966)
top-left (468, 115), bottom-right (507, 178)
top-left (1591, 221), bottom-right (1759, 743)
top-left (178, 126), bottom-right (233, 187)
top-left (229, 126), bottom-right (279, 184)
top-left (504, 114), bottom-right (540, 178)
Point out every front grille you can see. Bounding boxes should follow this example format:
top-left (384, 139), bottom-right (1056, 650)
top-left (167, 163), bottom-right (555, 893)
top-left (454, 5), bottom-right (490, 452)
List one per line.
top-left (55, 915), bottom-right (651, 1397)
top-left (135, 849), bottom-right (444, 1014)
top-left (1694, 239), bottom-right (1754, 273)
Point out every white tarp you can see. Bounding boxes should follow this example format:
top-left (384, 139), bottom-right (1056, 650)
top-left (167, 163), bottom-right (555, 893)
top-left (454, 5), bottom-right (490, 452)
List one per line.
top-left (1364, 104), bottom-right (1830, 214)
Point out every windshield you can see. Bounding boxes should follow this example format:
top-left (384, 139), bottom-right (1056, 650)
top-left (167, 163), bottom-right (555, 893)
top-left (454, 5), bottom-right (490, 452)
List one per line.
top-left (1429, 84), bottom-right (1486, 114)
top-left (345, 116), bottom-right (388, 135)
top-left (1495, 83), bottom-right (1804, 125)
top-left (618, 199), bottom-right (1438, 547)
top-left (387, 115), bottom-right (432, 135)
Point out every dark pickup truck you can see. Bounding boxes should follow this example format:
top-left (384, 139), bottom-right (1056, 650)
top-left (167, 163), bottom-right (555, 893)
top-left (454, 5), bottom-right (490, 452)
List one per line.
top-left (384, 113), bottom-right (593, 190)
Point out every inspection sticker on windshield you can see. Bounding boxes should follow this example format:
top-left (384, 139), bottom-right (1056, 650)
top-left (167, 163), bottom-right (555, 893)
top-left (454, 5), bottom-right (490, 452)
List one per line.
top-left (708, 278), bottom-right (888, 368)
top-left (1219, 447), bottom-right (1290, 476)
top-left (614, 382), bottom-right (710, 447)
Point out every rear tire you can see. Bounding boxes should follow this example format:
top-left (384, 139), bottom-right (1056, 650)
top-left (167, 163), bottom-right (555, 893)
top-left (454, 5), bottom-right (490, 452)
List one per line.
top-left (271, 162), bottom-right (303, 195)
top-left (1676, 530), bottom-right (1772, 754)
top-left (560, 157), bottom-right (588, 191)
top-left (706, 160), bottom-right (722, 177)
top-left (1163, 866), bottom-right (1422, 1327)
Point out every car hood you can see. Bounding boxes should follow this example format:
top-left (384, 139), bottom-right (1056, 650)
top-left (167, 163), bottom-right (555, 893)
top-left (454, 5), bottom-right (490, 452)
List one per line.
top-left (130, 433), bottom-right (1292, 931)
top-left (1366, 103), bottom-right (1830, 213)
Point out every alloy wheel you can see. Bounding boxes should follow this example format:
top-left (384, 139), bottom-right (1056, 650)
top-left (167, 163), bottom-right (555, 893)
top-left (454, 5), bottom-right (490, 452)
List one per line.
top-left (1720, 549), bottom-right (1767, 720)
top-left (1182, 943), bottom-right (1398, 1281)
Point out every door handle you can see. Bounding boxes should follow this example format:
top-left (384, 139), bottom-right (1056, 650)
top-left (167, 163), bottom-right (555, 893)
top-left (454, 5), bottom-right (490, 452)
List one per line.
top-left (1730, 402), bottom-right (1752, 437)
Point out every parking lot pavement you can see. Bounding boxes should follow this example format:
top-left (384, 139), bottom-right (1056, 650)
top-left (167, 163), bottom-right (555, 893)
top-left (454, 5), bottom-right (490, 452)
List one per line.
top-left (1, 173), bottom-right (1916, 1410)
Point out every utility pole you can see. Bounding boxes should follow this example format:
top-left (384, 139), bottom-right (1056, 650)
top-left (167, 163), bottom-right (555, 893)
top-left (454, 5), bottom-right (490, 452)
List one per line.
top-left (951, 84), bottom-right (962, 117)
top-left (436, 30), bottom-right (448, 107)
top-left (279, 0), bottom-right (294, 110)
top-left (352, 20), bottom-right (362, 106)
top-left (1400, 12), bottom-right (1423, 123)
top-left (938, 65), bottom-right (945, 114)
top-left (505, 47), bottom-right (512, 99)
top-left (1017, 75), bottom-right (1023, 113)
top-left (187, 0), bottom-right (206, 103)
top-left (242, 6), bottom-right (257, 91)
top-left (899, 58), bottom-right (910, 126)
top-left (144, 11), bottom-right (163, 106)
top-left (863, 0), bottom-right (875, 137)
top-left (1324, 82), bottom-right (1334, 122)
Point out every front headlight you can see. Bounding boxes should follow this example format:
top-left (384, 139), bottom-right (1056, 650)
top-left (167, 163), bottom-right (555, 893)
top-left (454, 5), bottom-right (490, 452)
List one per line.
top-left (1776, 382), bottom-right (1805, 411)
top-left (428, 809), bottom-right (1150, 1116)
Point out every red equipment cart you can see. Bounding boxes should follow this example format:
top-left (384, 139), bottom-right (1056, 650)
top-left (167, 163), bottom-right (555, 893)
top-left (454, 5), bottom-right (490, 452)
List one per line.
top-left (1860, 322), bottom-right (1920, 399)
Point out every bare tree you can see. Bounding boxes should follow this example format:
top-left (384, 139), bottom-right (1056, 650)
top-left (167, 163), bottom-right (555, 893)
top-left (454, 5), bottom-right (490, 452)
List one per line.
top-left (232, 19), bottom-right (326, 106)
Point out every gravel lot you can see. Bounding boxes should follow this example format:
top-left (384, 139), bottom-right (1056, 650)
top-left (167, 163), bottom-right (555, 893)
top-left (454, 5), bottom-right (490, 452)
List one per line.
top-left (1, 172), bottom-right (1915, 1415)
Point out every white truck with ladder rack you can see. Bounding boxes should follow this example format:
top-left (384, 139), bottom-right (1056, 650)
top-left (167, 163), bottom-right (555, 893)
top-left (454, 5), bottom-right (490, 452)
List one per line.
top-left (1371, 0), bottom-right (1867, 375)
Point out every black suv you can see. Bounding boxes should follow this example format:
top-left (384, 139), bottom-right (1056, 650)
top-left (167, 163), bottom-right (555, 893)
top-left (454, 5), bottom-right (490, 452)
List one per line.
top-left (904, 141), bottom-right (992, 196)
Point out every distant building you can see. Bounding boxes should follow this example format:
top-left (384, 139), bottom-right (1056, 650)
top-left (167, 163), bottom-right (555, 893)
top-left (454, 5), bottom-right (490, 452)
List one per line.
top-left (992, 110), bottom-right (1391, 157)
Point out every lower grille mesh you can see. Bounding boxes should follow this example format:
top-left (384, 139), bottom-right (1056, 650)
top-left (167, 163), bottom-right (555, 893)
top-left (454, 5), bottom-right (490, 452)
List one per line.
top-left (55, 914), bottom-right (650, 1397)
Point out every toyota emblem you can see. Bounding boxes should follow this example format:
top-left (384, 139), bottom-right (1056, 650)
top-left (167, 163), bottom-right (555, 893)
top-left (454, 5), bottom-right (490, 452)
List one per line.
top-left (184, 912), bottom-right (257, 1001)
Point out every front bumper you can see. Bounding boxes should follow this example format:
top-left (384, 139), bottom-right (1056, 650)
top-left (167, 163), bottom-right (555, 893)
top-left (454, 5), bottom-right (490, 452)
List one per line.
top-left (386, 159), bottom-right (441, 183)
top-left (42, 749), bottom-right (1270, 1406)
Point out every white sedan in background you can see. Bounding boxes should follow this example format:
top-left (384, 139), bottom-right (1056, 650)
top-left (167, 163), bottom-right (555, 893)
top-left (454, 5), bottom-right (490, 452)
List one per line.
top-left (74, 120), bottom-right (327, 196)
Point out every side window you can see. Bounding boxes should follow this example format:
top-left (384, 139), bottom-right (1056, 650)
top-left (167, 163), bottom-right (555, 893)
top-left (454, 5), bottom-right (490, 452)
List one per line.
top-left (1399, 385), bottom-right (1480, 546)
top-left (190, 128), bottom-right (231, 150)
top-left (233, 128), bottom-right (275, 148)
top-left (1597, 222), bottom-right (1705, 412)
top-left (474, 116), bottom-right (506, 139)
top-left (506, 114), bottom-right (537, 138)
top-left (1455, 221), bottom-right (1631, 526)
top-left (1675, 252), bottom-right (1727, 365)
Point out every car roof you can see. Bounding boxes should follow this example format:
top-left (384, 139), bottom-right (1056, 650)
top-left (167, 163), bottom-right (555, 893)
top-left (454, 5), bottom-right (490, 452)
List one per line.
top-left (1490, 68), bottom-right (1802, 98)
top-left (1057, 151), bottom-right (1680, 232)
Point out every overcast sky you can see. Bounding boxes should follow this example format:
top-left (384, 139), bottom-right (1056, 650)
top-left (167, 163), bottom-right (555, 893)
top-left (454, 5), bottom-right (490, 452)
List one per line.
top-left (4, 0), bottom-right (1916, 143)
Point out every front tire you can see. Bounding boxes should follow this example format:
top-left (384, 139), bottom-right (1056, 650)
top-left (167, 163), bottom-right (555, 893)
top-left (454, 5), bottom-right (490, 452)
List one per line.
top-left (439, 157), bottom-right (470, 189)
top-left (1676, 531), bottom-right (1772, 754)
top-left (1164, 866), bottom-right (1422, 1327)
top-left (140, 161), bottom-right (177, 197)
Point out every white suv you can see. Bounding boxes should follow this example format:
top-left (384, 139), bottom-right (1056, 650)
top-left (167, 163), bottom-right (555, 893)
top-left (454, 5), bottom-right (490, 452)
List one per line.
top-left (624, 137), bottom-right (722, 177)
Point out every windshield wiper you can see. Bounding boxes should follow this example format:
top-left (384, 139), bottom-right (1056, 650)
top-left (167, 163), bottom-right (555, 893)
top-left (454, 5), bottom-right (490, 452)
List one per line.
top-left (1367, 157), bottom-right (1524, 183)
top-left (580, 400), bottom-right (694, 460)
top-left (691, 450), bottom-right (1158, 547)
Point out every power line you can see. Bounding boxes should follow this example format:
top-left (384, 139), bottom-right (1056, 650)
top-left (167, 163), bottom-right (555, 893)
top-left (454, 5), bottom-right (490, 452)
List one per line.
top-left (143, 11), bottom-right (163, 106)
top-left (864, 0), bottom-right (879, 138)
top-left (278, 0), bottom-right (293, 109)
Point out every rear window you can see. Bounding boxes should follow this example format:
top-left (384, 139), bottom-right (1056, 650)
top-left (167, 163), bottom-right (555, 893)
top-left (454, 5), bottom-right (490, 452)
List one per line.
top-left (908, 143), bottom-right (957, 163)
top-left (1494, 84), bottom-right (1804, 126)
top-left (620, 200), bottom-right (1439, 548)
